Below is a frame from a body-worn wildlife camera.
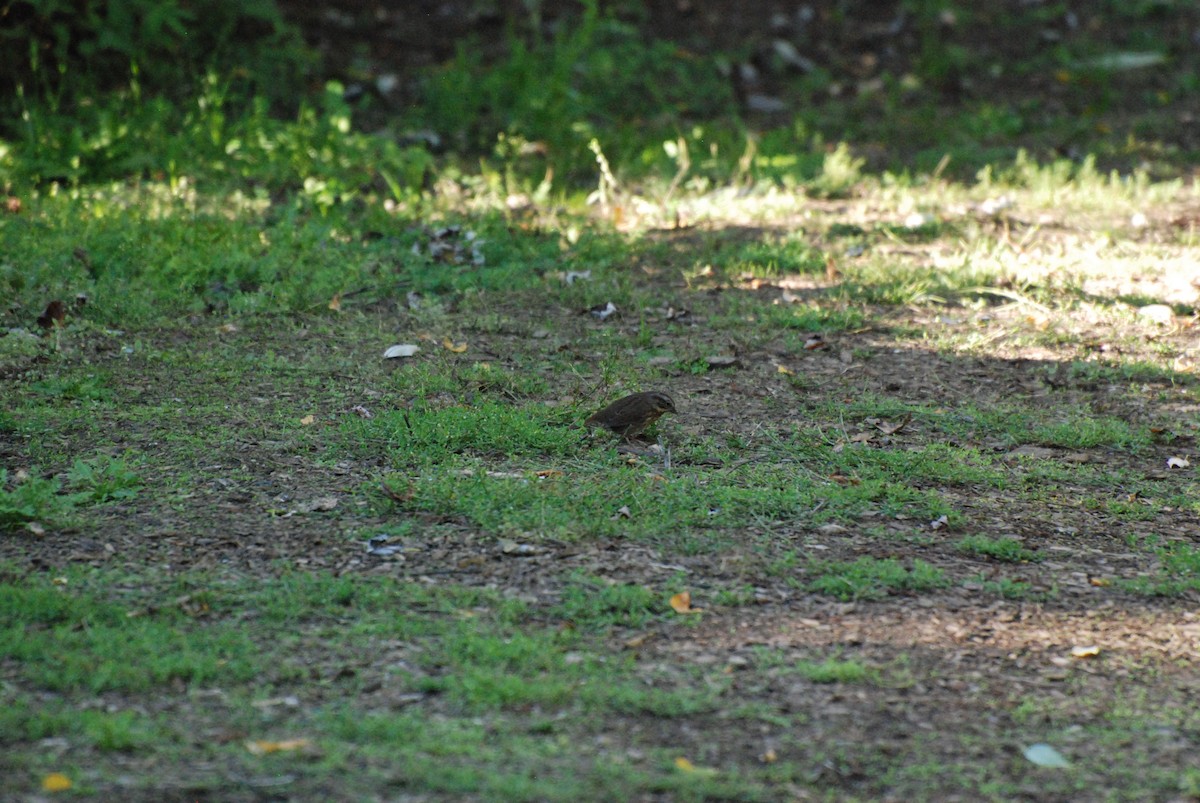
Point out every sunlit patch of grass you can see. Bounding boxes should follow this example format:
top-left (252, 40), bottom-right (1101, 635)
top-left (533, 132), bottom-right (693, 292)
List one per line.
top-left (1033, 415), bottom-right (1150, 450)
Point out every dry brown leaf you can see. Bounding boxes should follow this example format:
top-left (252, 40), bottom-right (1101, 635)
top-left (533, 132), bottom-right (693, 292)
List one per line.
top-left (803, 334), bottom-right (827, 351)
top-left (850, 431), bottom-right (875, 443)
top-left (876, 414), bottom-right (912, 435)
top-left (327, 294), bottom-right (342, 311)
top-left (381, 481), bottom-right (413, 503)
top-left (624, 632), bottom-right (652, 649)
top-left (299, 414), bottom-right (315, 426)
top-left (442, 338), bottom-right (468, 353)
top-left (670, 591), bottom-right (701, 614)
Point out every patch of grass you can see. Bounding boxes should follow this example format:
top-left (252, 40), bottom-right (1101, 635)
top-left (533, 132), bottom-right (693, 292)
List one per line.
top-left (1033, 415), bottom-right (1150, 450)
top-left (0, 701), bottom-right (161, 752)
top-left (972, 576), bottom-right (1053, 600)
top-left (0, 470), bottom-right (82, 532)
top-left (0, 581), bottom-right (261, 692)
top-left (1119, 544), bottom-right (1200, 597)
top-left (355, 402), bottom-right (584, 464)
top-left (794, 658), bottom-right (876, 684)
top-left (957, 535), bottom-right (1040, 563)
top-left (807, 557), bottom-right (949, 601)
top-left (554, 574), bottom-right (661, 630)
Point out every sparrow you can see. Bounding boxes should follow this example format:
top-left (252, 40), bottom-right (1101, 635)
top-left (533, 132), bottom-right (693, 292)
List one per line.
top-left (585, 391), bottom-right (677, 440)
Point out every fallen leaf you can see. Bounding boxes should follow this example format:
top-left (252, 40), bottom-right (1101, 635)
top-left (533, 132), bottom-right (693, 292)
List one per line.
top-left (673, 756), bottom-right (718, 776)
top-left (380, 481), bottom-right (413, 503)
top-left (760, 748), bottom-right (778, 764)
top-left (624, 632), bottom-right (652, 649)
top-left (536, 469), bottom-right (564, 479)
top-left (299, 414), bottom-right (315, 426)
top-left (929, 514), bottom-right (950, 531)
top-left (876, 414), bottom-right (912, 435)
top-left (216, 323), bottom-right (239, 334)
top-left (1006, 445), bottom-right (1057, 460)
top-left (41, 773), bottom-right (72, 792)
top-left (246, 738), bottom-right (313, 756)
top-left (1167, 456), bottom-right (1190, 469)
top-left (776, 364), bottom-right (794, 375)
top-left (670, 591), bottom-right (701, 614)
top-left (612, 505), bottom-right (632, 519)
top-left (384, 344), bottom-right (420, 359)
top-left (4, 196), bottom-right (21, 214)
top-left (303, 496), bottom-right (338, 513)
top-left (850, 431), bottom-right (875, 443)
top-left (1023, 743), bottom-right (1069, 768)
top-left (1070, 645), bottom-right (1100, 659)
top-left (327, 293), bottom-right (341, 311)
top-left (442, 338), bottom-right (468, 353)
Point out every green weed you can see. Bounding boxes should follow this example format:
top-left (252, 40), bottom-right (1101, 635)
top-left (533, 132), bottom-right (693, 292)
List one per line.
top-left (0, 470), bottom-right (82, 532)
top-left (68, 455), bottom-right (142, 503)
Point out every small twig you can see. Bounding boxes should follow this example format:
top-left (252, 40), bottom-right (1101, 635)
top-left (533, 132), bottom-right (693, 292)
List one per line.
top-left (962, 286), bottom-right (1053, 314)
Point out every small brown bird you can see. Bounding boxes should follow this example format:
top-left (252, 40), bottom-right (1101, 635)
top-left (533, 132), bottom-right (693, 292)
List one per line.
top-left (585, 391), bottom-right (677, 440)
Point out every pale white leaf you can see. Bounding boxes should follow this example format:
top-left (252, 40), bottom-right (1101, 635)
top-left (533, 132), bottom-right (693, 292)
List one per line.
top-left (384, 344), bottom-right (420, 359)
top-left (1023, 743), bottom-right (1070, 768)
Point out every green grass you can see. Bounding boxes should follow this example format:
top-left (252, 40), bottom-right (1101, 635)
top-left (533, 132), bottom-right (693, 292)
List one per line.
top-left (1119, 544), bottom-right (1200, 597)
top-left (957, 535), bottom-right (1040, 563)
top-left (807, 557), bottom-right (949, 601)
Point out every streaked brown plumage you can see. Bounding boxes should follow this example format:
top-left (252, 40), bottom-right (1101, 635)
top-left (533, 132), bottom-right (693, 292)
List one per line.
top-left (585, 391), bottom-right (677, 440)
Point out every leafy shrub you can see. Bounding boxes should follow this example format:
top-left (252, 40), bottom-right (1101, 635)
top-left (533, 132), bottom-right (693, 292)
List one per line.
top-left (1, 0), bottom-right (309, 110)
